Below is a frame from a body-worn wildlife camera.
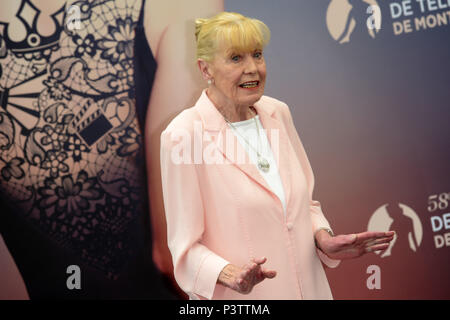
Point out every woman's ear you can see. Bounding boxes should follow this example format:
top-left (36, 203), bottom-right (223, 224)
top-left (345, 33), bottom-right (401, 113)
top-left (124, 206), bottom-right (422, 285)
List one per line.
top-left (197, 59), bottom-right (213, 82)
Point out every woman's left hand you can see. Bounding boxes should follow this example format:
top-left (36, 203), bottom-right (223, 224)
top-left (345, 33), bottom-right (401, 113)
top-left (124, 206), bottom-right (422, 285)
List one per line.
top-left (315, 230), bottom-right (395, 260)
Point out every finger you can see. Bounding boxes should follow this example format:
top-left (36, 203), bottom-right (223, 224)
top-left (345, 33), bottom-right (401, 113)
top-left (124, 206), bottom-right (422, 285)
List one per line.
top-left (357, 231), bottom-right (395, 243)
top-left (364, 236), bottom-right (395, 246)
top-left (262, 269), bottom-right (277, 279)
top-left (245, 262), bottom-right (258, 270)
top-left (249, 262), bottom-right (259, 271)
top-left (365, 243), bottom-right (390, 253)
top-left (243, 263), bottom-right (260, 279)
top-left (252, 257), bottom-right (267, 265)
top-left (357, 231), bottom-right (387, 242)
top-left (385, 231), bottom-right (396, 237)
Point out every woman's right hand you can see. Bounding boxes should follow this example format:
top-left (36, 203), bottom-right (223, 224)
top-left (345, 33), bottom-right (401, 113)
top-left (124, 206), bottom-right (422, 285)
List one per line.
top-left (217, 257), bottom-right (277, 294)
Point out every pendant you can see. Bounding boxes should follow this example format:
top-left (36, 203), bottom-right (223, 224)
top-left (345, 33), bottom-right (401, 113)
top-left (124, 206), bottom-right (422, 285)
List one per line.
top-left (257, 157), bottom-right (270, 173)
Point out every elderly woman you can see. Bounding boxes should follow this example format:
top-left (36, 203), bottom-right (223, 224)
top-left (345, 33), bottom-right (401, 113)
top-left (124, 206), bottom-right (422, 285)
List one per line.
top-left (160, 12), bottom-right (394, 300)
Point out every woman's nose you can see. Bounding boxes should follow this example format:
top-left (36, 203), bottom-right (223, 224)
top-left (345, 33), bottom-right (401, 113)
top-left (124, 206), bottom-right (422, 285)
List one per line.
top-left (243, 56), bottom-right (257, 73)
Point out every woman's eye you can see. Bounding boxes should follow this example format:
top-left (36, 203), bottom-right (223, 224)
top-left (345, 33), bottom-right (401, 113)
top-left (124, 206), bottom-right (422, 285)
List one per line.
top-left (231, 55), bottom-right (241, 62)
top-left (254, 52), bottom-right (262, 59)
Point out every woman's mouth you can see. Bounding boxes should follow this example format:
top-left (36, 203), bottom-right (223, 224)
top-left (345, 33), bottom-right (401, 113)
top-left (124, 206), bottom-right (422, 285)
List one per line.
top-left (239, 81), bottom-right (260, 89)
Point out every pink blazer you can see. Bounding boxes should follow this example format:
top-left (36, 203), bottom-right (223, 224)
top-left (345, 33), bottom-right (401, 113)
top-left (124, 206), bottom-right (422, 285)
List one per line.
top-left (160, 90), bottom-right (340, 300)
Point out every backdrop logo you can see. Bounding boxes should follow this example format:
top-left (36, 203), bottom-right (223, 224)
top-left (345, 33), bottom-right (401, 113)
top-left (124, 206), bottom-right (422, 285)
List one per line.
top-left (368, 203), bottom-right (423, 257)
top-left (326, 0), bottom-right (382, 44)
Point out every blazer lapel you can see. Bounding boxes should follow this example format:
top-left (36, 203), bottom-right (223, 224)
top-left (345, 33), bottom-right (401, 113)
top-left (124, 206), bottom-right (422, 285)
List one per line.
top-left (195, 90), bottom-right (292, 210)
top-left (215, 122), bottom-right (273, 194)
top-left (254, 102), bottom-right (292, 212)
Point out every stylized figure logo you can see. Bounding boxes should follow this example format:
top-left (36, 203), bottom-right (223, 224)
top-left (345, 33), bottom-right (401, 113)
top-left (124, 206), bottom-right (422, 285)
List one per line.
top-left (368, 203), bottom-right (423, 258)
top-left (326, 0), bottom-right (381, 44)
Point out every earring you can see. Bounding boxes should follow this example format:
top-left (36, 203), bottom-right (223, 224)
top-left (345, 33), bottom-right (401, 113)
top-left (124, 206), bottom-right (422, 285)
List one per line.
top-left (207, 79), bottom-right (213, 85)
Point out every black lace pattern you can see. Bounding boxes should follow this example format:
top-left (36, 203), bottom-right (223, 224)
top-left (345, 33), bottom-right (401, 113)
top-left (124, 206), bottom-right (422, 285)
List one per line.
top-left (0, 0), bottom-right (147, 278)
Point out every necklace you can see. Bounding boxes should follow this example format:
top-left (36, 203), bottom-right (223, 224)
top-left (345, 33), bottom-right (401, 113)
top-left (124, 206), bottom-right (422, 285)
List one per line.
top-left (225, 111), bottom-right (270, 173)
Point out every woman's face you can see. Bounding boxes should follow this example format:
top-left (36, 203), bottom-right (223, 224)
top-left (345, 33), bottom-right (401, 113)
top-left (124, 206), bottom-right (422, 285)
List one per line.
top-left (205, 45), bottom-right (266, 109)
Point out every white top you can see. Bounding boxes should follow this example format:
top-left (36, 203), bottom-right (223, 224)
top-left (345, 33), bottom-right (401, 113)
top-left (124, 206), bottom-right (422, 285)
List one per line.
top-left (228, 115), bottom-right (287, 216)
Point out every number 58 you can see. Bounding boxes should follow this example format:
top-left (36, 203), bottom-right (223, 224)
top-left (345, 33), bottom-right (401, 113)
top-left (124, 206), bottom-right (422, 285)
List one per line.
top-left (428, 193), bottom-right (449, 212)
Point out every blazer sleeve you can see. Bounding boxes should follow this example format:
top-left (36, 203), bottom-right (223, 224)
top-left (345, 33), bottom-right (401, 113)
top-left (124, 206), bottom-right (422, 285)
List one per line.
top-left (279, 102), bottom-right (340, 268)
top-left (160, 129), bottom-right (230, 299)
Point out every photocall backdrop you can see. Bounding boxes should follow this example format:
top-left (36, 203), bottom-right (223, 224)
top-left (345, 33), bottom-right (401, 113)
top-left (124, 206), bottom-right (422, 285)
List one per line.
top-left (226, 0), bottom-right (450, 299)
top-left (1, 0), bottom-right (448, 300)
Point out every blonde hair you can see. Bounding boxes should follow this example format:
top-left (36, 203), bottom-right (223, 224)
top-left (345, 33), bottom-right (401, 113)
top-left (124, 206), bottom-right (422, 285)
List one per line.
top-left (195, 12), bottom-right (271, 62)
